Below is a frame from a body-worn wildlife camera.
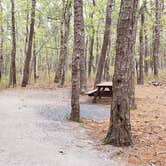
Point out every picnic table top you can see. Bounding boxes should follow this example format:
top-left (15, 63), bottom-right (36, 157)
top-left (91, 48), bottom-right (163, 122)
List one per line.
top-left (96, 81), bottom-right (113, 87)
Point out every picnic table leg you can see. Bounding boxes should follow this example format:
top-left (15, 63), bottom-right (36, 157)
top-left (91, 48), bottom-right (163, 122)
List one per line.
top-left (108, 87), bottom-right (112, 96)
top-left (93, 87), bottom-right (100, 103)
top-left (99, 87), bottom-right (105, 99)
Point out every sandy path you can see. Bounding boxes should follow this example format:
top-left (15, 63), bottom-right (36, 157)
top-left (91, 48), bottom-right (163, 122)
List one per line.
top-left (0, 88), bottom-right (124, 166)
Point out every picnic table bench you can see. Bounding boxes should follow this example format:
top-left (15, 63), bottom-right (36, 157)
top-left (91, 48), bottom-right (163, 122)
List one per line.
top-left (86, 82), bottom-right (113, 103)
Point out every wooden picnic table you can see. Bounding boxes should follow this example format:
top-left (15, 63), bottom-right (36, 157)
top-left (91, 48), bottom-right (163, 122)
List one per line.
top-left (86, 82), bottom-right (113, 103)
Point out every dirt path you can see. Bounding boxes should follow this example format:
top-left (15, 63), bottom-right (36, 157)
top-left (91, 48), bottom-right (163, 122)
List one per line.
top-left (0, 88), bottom-right (124, 166)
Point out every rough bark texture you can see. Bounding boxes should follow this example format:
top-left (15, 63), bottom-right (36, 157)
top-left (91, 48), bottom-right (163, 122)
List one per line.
top-left (9, 0), bottom-right (16, 87)
top-left (94, 0), bottom-right (113, 87)
top-left (138, 4), bottom-right (145, 85)
top-left (70, 0), bottom-right (84, 121)
top-left (152, 0), bottom-right (162, 77)
top-left (105, 0), bottom-right (138, 147)
top-left (22, 0), bottom-right (36, 87)
top-left (0, 0), bottom-right (3, 82)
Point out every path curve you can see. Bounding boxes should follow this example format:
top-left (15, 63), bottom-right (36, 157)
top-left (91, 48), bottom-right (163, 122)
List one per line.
top-left (0, 88), bottom-right (124, 166)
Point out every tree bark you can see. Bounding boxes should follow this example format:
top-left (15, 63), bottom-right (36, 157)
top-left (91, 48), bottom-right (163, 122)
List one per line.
top-left (152, 0), bottom-right (162, 77)
top-left (0, 0), bottom-right (3, 82)
top-left (54, 4), bottom-right (65, 84)
top-left (88, 28), bottom-right (95, 78)
top-left (144, 24), bottom-right (149, 76)
top-left (9, 0), bottom-right (16, 87)
top-left (54, 0), bottom-right (72, 87)
top-left (138, 3), bottom-right (145, 85)
top-left (104, 38), bottom-right (111, 81)
top-left (95, 25), bottom-right (100, 70)
top-left (22, 0), bottom-right (36, 87)
top-left (33, 32), bottom-right (37, 81)
top-left (79, 0), bottom-right (87, 93)
top-left (105, 0), bottom-right (138, 147)
top-left (94, 0), bottom-right (113, 87)
top-left (24, 0), bottom-right (29, 59)
top-left (70, 0), bottom-right (84, 121)
top-left (60, 0), bottom-right (72, 86)
top-left (88, 0), bottom-right (96, 78)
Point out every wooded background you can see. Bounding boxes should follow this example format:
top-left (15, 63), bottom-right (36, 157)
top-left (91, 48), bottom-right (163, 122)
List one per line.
top-left (0, 0), bottom-right (165, 89)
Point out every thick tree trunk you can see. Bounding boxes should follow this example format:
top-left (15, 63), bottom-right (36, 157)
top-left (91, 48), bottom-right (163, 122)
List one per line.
top-left (9, 0), bottom-right (16, 87)
top-left (94, 0), bottom-right (113, 87)
top-left (70, 0), bottom-right (84, 121)
top-left (152, 0), bottom-right (162, 77)
top-left (22, 0), bottom-right (36, 87)
top-left (0, 0), bottom-right (3, 82)
top-left (105, 0), bottom-right (138, 147)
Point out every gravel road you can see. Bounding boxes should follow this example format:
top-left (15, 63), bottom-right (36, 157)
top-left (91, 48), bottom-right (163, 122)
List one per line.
top-left (0, 88), bottom-right (125, 166)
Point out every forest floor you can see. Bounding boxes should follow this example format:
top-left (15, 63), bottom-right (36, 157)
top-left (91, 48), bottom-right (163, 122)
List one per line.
top-left (0, 87), bottom-right (125, 166)
top-left (0, 83), bottom-right (165, 166)
top-left (82, 84), bottom-right (166, 166)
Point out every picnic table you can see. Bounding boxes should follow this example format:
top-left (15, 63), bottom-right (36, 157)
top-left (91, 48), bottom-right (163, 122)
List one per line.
top-left (86, 82), bottom-right (113, 103)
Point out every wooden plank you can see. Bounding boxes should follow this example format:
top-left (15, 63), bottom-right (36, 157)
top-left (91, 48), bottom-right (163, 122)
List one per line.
top-left (96, 81), bottom-right (113, 87)
top-left (86, 89), bottom-right (98, 96)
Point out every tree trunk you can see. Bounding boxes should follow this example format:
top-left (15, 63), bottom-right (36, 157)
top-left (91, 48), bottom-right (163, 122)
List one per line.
top-left (60, 0), bottom-right (72, 86)
top-left (104, 38), bottom-right (111, 81)
top-left (0, 0), bottom-right (3, 82)
top-left (70, 0), bottom-right (84, 121)
top-left (152, 0), bottom-right (162, 77)
top-left (95, 25), bottom-right (100, 70)
top-left (79, 0), bottom-right (87, 93)
top-left (54, 0), bottom-right (72, 86)
top-left (144, 24), bottom-right (149, 76)
top-left (94, 0), bottom-right (113, 86)
top-left (22, 0), bottom-right (36, 87)
top-left (33, 32), bottom-right (37, 82)
top-left (24, 0), bottom-right (29, 58)
top-left (54, 6), bottom-right (65, 83)
top-left (88, 28), bottom-right (95, 78)
top-left (85, 37), bottom-right (88, 71)
top-left (144, 0), bottom-right (149, 76)
top-left (9, 0), bottom-right (16, 87)
top-left (105, 0), bottom-right (138, 147)
top-left (88, 0), bottom-right (96, 78)
top-left (138, 3), bottom-right (145, 85)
